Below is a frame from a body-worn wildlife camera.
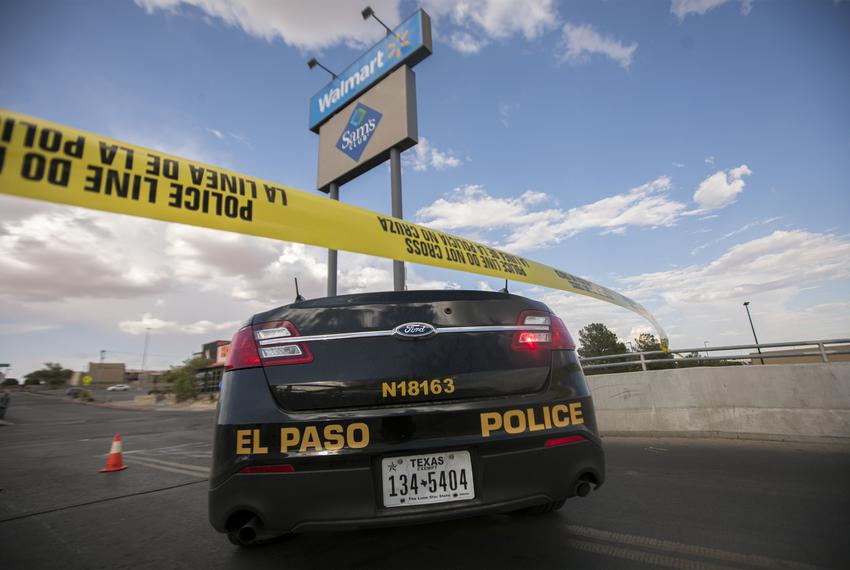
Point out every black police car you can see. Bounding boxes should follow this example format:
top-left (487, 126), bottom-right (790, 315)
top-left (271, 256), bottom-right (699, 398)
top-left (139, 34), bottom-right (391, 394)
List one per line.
top-left (209, 290), bottom-right (604, 546)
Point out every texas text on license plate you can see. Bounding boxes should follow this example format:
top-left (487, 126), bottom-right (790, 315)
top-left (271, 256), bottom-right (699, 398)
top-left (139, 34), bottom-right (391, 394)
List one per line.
top-left (381, 450), bottom-right (475, 508)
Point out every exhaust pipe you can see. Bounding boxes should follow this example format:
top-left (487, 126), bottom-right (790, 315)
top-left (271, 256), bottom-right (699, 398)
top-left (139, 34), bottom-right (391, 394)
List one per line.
top-left (236, 515), bottom-right (262, 545)
top-left (575, 480), bottom-right (592, 498)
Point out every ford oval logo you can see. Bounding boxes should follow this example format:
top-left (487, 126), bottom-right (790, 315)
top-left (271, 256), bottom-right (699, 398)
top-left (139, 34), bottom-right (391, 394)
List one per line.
top-left (392, 322), bottom-right (437, 340)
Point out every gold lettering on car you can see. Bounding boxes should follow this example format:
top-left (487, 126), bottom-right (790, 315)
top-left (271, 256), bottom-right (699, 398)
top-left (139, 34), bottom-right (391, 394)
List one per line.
top-left (235, 428), bottom-right (268, 455)
top-left (280, 422), bottom-right (370, 454)
top-left (480, 402), bottom-right (585, 437)
top-left (235, 423), bottom-right (371, 456)
top-left (381, 378), bottom-right (455, 399)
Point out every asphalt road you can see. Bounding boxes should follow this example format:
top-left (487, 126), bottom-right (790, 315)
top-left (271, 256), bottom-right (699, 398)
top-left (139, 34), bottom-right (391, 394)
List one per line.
top-left (1, 391), bottom-right (848, 569)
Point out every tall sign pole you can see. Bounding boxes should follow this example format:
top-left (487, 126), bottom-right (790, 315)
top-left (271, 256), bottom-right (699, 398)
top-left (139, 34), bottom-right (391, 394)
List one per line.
top-left (390, 147), bottom-right (404, 290)
top-left (327, 182), bottom-right (339, 296)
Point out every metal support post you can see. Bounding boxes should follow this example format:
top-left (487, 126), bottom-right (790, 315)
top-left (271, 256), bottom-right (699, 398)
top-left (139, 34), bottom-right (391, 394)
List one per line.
top-left (390, 147), bottom-right (405, 291)
top-left (743, 302), bottom-right (764, 365)
top-left (639, 352), bottom-right (647, 372)
top-left (818, 342), bottom-right (829, 363)
top-left (327, 182), bottom-right (339, 297)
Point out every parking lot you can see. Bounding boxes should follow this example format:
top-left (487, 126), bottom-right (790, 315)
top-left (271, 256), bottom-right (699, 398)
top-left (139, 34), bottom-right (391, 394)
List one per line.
top-left (1, 391), bottom-right (848, 569)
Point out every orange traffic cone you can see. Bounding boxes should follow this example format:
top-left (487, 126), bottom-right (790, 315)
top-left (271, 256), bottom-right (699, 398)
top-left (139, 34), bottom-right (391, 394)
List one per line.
top-left (100, 434), bottom-right (129, 473)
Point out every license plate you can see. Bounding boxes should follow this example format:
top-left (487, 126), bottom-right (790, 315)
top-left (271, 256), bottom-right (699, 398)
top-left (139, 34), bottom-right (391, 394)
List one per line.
top-left (381, 450), bottom-right (475, 508)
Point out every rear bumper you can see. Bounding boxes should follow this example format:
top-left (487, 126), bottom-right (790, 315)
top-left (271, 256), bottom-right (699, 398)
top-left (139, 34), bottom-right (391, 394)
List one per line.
top-left (208, 437), bottom-right (604, 533)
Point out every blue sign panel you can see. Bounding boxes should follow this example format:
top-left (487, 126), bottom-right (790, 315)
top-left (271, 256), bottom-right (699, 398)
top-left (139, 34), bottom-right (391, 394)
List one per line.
top-left (336, 103), bottom-right (383, 162)
top-left (309, 10), bottom-right (431, 133)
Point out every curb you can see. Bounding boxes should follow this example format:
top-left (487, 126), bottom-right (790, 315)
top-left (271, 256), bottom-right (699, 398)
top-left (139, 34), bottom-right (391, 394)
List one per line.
top-left (601, 430), bottom-right (850, 446)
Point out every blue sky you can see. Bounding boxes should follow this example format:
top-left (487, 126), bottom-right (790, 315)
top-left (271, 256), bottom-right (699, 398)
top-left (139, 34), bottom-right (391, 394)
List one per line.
top-left (1, 0), bottom-right (849, 378)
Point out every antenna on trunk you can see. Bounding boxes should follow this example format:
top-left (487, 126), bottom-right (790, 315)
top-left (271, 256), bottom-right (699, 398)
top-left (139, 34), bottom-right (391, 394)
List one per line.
top-left (294, 277), bottom-right (305, 303)
top-left (500, 279), bottom-right (509, 293)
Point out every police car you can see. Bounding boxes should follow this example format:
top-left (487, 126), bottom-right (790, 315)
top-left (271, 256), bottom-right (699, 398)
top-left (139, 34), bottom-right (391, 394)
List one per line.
top-left (209, 290), bottom-right (604, 546)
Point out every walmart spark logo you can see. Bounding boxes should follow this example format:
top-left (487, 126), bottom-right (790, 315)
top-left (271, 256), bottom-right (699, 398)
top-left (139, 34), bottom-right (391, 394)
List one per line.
top-left (336, 103), bottom-right (382, 162)
top-left (386, 30), bottom-right (411, 60)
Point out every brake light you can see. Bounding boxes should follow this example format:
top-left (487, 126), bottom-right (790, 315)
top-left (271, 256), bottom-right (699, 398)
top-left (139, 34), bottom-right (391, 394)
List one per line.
top-left (252, 320), bottom-right (313, 366)
top-left (512, 310), bottom-right (575, 351)
top-left (225, 326), bottom-right (261, 370)
top-left (550, 316), bottom-right (576, 350)
top-left (544, 435), bottom-right (586, 447)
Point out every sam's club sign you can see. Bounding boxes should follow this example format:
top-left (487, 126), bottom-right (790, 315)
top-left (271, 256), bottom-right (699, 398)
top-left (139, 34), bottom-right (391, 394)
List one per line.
top-left (309, 9), bottom-right (431, 133)
top-left (336, 103), bottom-right (382, 161)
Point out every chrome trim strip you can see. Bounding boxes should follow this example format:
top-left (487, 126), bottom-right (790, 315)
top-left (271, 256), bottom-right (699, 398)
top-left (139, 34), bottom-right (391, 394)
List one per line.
top-left (257, 324), bottom-right (549, 345)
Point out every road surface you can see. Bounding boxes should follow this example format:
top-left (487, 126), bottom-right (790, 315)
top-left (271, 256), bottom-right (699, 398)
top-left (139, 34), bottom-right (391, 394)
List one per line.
top-left (1, 391), bottom-right (848, 569)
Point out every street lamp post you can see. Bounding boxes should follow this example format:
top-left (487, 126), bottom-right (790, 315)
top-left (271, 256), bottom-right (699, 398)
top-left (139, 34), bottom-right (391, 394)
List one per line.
top-left (743, 302), bottom-right (764, 365)
top-left (140, 327), bottom-right (151, 390)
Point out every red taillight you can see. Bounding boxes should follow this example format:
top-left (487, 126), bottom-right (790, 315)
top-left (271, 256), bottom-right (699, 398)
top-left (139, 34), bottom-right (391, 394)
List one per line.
top-left (512, 310), bottom-right (575, 351)
top-left (225, 326), bottom-right (261, 370)
top-left (252, 320), bottom-right (313, 366)
top-left (550, 316), bottom-right (576, 350)
top-left (239, 464), bottom-right (295, 474)
top-left (544, 435), bottom-right (586, 447)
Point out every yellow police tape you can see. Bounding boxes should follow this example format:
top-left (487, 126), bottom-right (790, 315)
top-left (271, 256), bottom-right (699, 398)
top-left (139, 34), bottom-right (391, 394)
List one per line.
top-left (0, 109), bottom-right (668, 349)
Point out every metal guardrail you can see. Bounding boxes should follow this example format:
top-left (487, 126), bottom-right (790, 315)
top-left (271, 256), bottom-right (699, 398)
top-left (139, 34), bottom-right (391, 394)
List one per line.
top-left (579, 338), bottom-right (850, 372)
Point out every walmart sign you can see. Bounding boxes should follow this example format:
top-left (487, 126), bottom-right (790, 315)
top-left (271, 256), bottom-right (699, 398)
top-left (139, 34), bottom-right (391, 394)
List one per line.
top-left (308, 10), bottom-right (431, 133)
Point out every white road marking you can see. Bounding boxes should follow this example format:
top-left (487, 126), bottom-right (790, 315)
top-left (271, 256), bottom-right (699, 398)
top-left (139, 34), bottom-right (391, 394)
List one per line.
top-left (568, 537), bottom-right (734, 570)
top-left (564, 524), bottom-right (819, 570)
top-left (128, 456), bottom-right (209, 478)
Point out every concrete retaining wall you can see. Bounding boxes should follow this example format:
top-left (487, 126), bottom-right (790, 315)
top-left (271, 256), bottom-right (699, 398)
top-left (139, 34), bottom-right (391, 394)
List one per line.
top-left (587, 362), bottom-right (850, 440)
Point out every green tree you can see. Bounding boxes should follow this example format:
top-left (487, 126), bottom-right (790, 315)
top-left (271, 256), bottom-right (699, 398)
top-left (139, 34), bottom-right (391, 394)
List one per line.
top-left (633, 333), bottom-right (675, 369)
top-left (577, 323), bottom-right (627, 358)
top-left (2, 378), bottom-right (19, 386)
top-left (161, 356), bottom-right (212, 402)
top-left (23, 363), bottom-right (73, 386)
top-left (577, 323), bottom-right (635, 374)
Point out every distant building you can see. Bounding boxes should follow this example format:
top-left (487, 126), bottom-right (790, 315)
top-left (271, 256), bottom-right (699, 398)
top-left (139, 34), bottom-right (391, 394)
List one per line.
top-left (87, 362), bottom-right (126, 385)
top-left (197, 340), bottom-right (231, 392)
top-left (124, 369), bottom-right (167, 386)
top-left (201, 341), bottom-right (230, 363)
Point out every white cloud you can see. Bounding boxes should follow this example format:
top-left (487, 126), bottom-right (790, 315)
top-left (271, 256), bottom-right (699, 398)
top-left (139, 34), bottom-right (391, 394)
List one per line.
top-left (416, 184), bottom-right (551, 231)
top-left (228, 132), bottom-right (252, 148)
top-left (405, 137), bottom-right (464, 172)
top-left (137, 0), bottom-right (558, 55)
top-left (425, 0), bottom-right (558, 41)
top-left (499, 103), bottom-right (518, 127)
top-left (704, 155), bottom-right (715, 165)
top-left (119, 313), bottom-right (239, 335)
top-left (625, 230), bottom-right (850, 304)
top-left (670, 0), bottom-right (753, 20)
top-left (691, 164), bottom-right (752, 212)
top-left (690, 216), bottom-right (780, 255)
top-left (0, 207), bottom-right (170, 301)
top-left (560, 22), bottom-right (638, 69)
top-left (205, 127), bottom-right (224, 140)
top-left (416, 177), bottom-right (687, 252)
top-left (449, 31), bottom-right (488, 54)
top-left (134, 0), bottom-right (401, 50)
